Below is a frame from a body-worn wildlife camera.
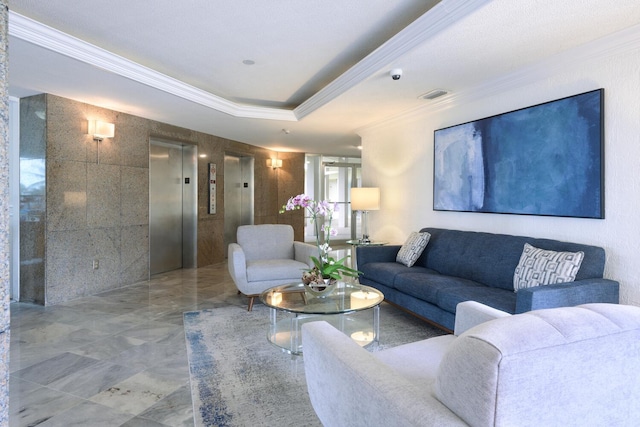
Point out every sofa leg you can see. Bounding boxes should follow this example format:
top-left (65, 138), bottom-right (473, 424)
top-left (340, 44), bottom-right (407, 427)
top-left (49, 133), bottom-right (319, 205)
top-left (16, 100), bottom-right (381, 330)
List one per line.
top-left (247, 296), bottom-right (255, 311)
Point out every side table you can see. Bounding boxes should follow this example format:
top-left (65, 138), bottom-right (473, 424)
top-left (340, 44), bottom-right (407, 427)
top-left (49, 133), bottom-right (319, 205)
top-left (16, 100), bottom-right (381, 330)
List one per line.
top-left (346, 239), bottom-right (386, 269)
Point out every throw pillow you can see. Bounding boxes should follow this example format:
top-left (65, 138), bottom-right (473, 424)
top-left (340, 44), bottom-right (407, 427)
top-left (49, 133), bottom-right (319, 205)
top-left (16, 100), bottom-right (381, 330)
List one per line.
top-left (396, 231), bottom-right (431, 267)
top-left (513, 243), bottom-right (585, 292)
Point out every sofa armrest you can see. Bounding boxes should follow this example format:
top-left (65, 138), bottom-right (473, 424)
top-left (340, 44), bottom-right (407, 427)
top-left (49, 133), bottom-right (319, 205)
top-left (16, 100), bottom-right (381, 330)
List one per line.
top-left (302, 321), bottom-right (467, 427)
top-left (515, 278), bottom-right (619, 314)
top-left (453, 301), bottom-right (511, 336)
top-left (227, 243), bottom-right (249, 290)
top-left (293, 241), bottom-right (317, 269)
top-left (356, 245), bottom-right (402, 267)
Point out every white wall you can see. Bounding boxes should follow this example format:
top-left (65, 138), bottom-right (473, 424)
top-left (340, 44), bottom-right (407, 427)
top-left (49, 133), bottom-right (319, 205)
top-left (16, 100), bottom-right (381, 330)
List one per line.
top-left (359, 30), bottom-right (640, 306)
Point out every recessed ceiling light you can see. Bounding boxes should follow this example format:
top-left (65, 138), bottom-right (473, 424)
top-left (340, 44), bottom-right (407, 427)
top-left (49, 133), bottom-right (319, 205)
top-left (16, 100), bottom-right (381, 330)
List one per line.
top-left (418, 89), bottom-right (449, 100)
top-left (242, 59), bottom-right (255, 65)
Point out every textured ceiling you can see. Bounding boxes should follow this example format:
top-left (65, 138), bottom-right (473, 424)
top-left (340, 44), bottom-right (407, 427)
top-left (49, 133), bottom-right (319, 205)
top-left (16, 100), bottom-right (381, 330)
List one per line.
top-left (8, 0), bottom-right (640, 155)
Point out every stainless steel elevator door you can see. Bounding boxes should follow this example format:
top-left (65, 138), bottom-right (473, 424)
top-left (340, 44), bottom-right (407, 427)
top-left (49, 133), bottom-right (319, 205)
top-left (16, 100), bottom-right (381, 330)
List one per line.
top-left (150, 142), bottom-right (183, 274)
top-left (223, 155), bottom-right (254, 250)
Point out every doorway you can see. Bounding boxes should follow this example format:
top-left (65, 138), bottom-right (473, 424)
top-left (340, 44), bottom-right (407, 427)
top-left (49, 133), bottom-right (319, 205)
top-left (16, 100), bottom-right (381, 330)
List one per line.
top-left (149, 139), bottom-right (197, 275)
top-left (223, 154), bottom-right (254, 249)
top-left (304, 155), bottom-right (362, 242)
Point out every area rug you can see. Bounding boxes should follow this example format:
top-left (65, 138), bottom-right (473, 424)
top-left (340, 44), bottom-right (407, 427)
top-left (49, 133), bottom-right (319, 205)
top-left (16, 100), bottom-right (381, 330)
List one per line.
top-left (184, 302), bottom-right (445, 427)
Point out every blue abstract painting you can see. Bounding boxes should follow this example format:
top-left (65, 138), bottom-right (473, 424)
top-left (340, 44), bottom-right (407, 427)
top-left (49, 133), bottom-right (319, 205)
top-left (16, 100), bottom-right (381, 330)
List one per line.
top-left (433, 89), bottom-right (603, 218)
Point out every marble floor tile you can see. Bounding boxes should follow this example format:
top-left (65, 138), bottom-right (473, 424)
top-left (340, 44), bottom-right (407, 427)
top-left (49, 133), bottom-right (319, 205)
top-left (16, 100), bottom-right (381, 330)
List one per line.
top-left (14, 322), bottom-right (83, 345)
top-left (89, 370), bottom-right (185, 416)
top-left (37, 401), bottom-right (132, 427)
top-left (118, 320), bottom-right (184, 343)
top-left (119, 417), bottom-right (173, 427)
top-left (14, 352), bottom-right (100, 386)
top-left (48, 359), bottom-right (140, 399)
top-left (10, 261), bottom-right (247, 426)
top-left (137, 385), bottom-right (194, 427)
top-left (9, 385), bottom-right (84, 427)
top-left (9, 341), bottom-right (67, 373)
top-left (70, 334), bottom-right (147, 360)
top-left (106, 341), bottom-right (183, 372)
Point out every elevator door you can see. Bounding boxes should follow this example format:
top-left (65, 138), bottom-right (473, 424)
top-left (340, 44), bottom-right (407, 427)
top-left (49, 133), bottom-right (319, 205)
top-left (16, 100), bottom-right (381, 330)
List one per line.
top-left (149, 140), bottom-right (197, 275)
top-left (223, 154), bottom-right (254, 249)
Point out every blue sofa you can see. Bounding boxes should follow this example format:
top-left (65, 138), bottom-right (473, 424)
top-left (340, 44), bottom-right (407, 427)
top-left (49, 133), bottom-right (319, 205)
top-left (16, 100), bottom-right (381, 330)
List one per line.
top-left (357, 228), bottom-right (619, 331)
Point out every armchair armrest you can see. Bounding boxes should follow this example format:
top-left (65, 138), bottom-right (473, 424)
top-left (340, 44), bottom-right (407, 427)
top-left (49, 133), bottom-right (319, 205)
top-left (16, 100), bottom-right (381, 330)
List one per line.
top-left (302, 321), bottom-right (466, 427)
top-left (293, 241), bottom-right (317, 269)
top-left (356, 245), bottom-right (402, 267)
top-left (515, 278), bottom-right (619, 314)
top-left (227, 243), bottom-right (249, 290)
top-left (453, 301), bottom-right (511, 336)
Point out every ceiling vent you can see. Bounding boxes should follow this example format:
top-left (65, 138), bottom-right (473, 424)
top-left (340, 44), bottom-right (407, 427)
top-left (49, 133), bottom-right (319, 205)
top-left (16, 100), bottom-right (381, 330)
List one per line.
top-left (419, 89), bottom-right (448, 100)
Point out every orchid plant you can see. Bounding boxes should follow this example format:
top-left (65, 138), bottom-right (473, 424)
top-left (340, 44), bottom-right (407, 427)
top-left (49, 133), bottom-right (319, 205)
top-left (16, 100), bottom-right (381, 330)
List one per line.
top-left (280, 194), bottom-right (360, 283)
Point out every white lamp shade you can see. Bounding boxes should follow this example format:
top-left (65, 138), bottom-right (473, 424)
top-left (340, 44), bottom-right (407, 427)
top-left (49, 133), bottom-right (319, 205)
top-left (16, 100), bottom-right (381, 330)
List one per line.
top-left (88, 120), bottom-right (115, 139)
top-left (351, 187), bottom-right (380, 211)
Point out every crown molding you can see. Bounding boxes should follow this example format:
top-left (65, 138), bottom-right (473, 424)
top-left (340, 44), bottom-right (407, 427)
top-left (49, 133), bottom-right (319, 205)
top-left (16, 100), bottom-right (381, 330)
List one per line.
top-left (358, 21), bottom-right (640, 136)
top-left (293, 0), bottom-right (491, 120)
top-left (8, 11), bottom-right (298, 122)
top-left (7, 2), bottom-right (492, 124)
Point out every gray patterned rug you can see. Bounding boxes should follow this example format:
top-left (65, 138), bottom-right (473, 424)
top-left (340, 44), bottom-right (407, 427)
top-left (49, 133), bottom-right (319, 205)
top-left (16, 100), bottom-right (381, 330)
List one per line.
top-left (184, 302), bottom-right (446, 427)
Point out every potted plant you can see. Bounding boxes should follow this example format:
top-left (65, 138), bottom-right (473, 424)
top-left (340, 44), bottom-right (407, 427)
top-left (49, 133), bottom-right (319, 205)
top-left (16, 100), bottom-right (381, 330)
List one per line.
top-left (281, 194), bottom-right (361, 295)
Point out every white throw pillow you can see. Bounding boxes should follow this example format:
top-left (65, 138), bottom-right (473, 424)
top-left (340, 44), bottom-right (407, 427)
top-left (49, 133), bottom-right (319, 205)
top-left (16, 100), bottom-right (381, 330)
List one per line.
top-left (396, 231), bottom-right (431, 267)
top-left (513, 243), bottom-right (584, 292)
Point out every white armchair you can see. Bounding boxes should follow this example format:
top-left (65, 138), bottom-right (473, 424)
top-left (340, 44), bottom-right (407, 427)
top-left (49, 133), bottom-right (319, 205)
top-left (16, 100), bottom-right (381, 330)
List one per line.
top-left (303, 301), bottom-right (640, 426)
top-left (228, 224), bottom-right (316, 311)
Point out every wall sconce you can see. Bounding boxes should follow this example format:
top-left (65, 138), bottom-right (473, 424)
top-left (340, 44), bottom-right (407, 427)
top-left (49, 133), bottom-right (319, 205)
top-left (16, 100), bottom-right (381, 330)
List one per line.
top-left (267, 158), bottom-right (283, 169)
top-left (351, 187), bottom-right (380, 244)
top-left (87, 120), bottom-right (115, 163)
top-left (87, 120), bottom-right (115, 142)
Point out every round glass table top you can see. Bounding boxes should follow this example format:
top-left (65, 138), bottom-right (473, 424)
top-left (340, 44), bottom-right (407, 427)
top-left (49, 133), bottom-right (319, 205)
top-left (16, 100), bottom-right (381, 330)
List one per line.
top-left (260, 281), bottom-right (384, 315)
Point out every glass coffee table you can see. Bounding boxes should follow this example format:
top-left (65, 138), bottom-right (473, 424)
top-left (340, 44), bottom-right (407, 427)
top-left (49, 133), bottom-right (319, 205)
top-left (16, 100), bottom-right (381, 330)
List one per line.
top-left (260, 281), bottom-right (384, 355)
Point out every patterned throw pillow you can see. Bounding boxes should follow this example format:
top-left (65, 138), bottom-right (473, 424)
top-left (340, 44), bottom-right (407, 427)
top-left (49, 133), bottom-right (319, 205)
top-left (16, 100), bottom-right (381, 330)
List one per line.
top-left (513, 243), bottom-right (585, 292)
top-left (396, 231), bottom-right (431, 267)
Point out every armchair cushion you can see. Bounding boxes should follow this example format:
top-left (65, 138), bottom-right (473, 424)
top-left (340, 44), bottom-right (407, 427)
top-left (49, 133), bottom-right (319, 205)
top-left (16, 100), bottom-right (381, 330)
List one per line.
top-left (246, 259), bottom-right (309, 282)
top-left (237, 224), bottom-right (296, 260)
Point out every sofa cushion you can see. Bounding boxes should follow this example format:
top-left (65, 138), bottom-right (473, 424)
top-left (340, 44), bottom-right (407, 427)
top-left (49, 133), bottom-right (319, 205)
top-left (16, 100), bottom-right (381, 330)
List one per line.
top-left (374, 335), bottom-right (456, 382)
top-left (513, 243), bottom-right (584, 292)
top-left (360, 262), bottom-right (436, 289)
top-left (396, 231), bottom-right (431, 267)
top-left (246, 259), bottom-right (309, 282)
top-left (437, 285), bottom-right (517, 314)
top-left (394, 273), bottom-right (477, 305)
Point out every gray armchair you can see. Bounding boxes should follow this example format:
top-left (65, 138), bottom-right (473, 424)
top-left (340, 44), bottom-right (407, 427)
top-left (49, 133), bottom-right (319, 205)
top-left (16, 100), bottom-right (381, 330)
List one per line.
top-left (228, 224), bottom-right (316, 311)
top-left (303, 302), bottom-right (640, 426)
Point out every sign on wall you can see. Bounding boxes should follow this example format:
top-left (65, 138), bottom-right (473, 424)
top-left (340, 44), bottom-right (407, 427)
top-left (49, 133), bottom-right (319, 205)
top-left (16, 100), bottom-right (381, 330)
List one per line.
top-left (209, 163), bottom-right (217, 214)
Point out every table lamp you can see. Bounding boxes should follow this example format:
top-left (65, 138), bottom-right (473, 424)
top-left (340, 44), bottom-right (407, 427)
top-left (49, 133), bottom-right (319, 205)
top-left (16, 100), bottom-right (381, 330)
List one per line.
top-left (351, 187), bottom-right (380, 243)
